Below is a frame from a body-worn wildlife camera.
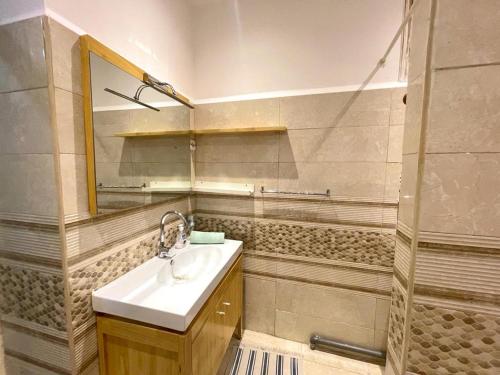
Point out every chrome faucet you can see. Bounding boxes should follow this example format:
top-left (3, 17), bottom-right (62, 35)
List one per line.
top-left (158, 211), bottom-right (193, 258)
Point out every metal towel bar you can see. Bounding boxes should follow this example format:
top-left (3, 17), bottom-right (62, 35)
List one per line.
top-left (97, 183), bottom-right (146, 189)
top-left (260, 186), bottom-right (330, 197)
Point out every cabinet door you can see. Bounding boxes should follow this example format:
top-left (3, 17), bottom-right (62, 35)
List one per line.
top-left (192, 315), bottom-right (215, 375)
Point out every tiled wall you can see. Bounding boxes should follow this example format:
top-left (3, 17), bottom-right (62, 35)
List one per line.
top-left (386, 1), bottom-right (500, 374)
top-left (0, 16), bottom-right (194, 375)
top-left (0, 16), bottom-right (71, 374)
top-left (193, 85), bottom-right (405, 352)
top-left (93, 107), bottom-right (191, 188)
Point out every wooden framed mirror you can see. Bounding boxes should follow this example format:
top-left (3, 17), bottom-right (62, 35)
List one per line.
top-left (80, 35), bottom-right (194, 216)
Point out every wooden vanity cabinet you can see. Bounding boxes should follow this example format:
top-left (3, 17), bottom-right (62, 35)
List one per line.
top-left (96, 255), bottom-right (243, 375)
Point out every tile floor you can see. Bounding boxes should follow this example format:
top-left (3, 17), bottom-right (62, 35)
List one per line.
top-left (219, 330), bottom-right (385, 375)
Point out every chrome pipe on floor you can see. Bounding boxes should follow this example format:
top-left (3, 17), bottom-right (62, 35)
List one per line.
top-left (310, 334), bottom-right (386, 362)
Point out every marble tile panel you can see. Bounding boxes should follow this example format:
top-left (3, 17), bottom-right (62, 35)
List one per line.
top-left (134, 162), bottom-right (191, 184)
top-left (407, 0), bottom-right (432, 83)
top-left (390, 87), bottom-right (406, 127)
top-left (275, 310), bottom-right (374, 348)
top-left (387, 126), bottom-right (403, 163)
top-left (384, 163), bottom-right (402, 203)
top-left (194, 98), bottom-right (279, 130)
top-left (419, 153), bottom-right (500, 237)
top-left (196, 162), bottom-right (279, 191)
top-left (433, 0), bottom-right (500, 68)
top-left (279, 89), bottom-right (391, 129)
top-left (48, 17), bottom-right (82, 95)
top-left (276, 280), bottom-right (377, 329)
top-left (0, 154), bottom-right (58, 218)
top-left (132, 136), bottom-right (191, 163)
top-left (195, 133), bottom-right (279, 163)
top-left (279, 127), bottom-right (389, 163)
top-left (94, 162), bottom-right (139, 187)
top-left (92, 110), bottom-right (130, 129)
top-left (0, 17), bottom-right (47, 93)
top-left (129, 106), bottom-right (190, 131)
top-left (375, 298), bottom-right (391, 332)
top-left (60, 154), bottom-right (89, 219)
top-left (55, 88), bottom-right (85, 155)
top-left (397, 153), bottom-right (418, 230)
top-left (278, 162), bottom-right (386, 201)
top-left (244, 275), bottom-right (276, 335)
top-left (426, 65), bottom-right (500, 153)
top-left (94, 136), bottom-right (133, 163)
top-left (0, 88), bottom-right (52, 154)
top-left (402, 74), bottom-right (424, 155)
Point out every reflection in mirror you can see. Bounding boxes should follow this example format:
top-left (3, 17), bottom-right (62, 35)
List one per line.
top-left (90, 52), bottom-right (191, 215)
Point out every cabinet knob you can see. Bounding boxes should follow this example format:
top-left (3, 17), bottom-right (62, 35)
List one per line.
top-left (216, 311), bottom-right (226, 316)
top-left (222, 302), bottom-right (231, 306)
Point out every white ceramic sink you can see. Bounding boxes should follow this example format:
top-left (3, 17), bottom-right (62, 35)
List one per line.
top-left (92, 239), bottom-right (242, 331)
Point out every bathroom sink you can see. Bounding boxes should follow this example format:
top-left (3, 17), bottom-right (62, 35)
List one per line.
top-left (92, 239), bottom-right (242, 331)
top-left (166, 245), bottom-right (222, 281)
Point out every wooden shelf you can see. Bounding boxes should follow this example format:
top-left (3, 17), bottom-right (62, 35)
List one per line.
top-left (113, 126), bottom-right (287, 137)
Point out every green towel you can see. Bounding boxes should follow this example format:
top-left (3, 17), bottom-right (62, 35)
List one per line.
top-left (190, 230), bottom-right (225, 244)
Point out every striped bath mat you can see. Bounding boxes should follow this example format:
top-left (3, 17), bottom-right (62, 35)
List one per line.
top-left (228, 346), bottom-right (301, 375)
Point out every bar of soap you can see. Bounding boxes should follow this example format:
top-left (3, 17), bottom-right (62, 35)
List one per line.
top-left (190, 230), bottom-right (225, 244)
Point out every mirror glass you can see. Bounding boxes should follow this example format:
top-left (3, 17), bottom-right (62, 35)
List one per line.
top-left (90, 52), bottom-right (191, 215)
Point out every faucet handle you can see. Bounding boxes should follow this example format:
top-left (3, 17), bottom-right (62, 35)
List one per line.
top-left (187, 215), bottom-right (195, 231)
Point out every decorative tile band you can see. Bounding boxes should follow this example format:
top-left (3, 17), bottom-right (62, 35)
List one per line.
top-left (408, 303), bottom-right (500, 375)
top-left (0, 263), bottom-right (66, 332)
top-left (387, 278), bottom-right (407, 364)
top-left (195, 215), bottom-right (396, 268)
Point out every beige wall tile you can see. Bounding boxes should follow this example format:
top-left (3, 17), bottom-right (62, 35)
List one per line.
top-left (95, 162), bottom-right (138, 187)
top-left (278, 162), bottom-right (386, 200)
top-left (426, 66), bottom-right (500, 153)
top-left (48, 17), bottom-right (82, 95)
top-left (280, 127), bottom-right (389, 163)
top-left (374, 329), bottom-right (388, 351)
top-left (194, 99), bottom-right (279, 130)
top-left (196, 162), bottom-right (278, 190)
top-left (55, 88), bottom-right (85, 155)
top-left (93, 110), bottom-right (131, 130)
top-left (387, 126), bottom-right (403, 163)
top-left (384, 163), bottom-right (402, 203)
top-left (280, 89), bottom-right (391, 129)
top-left (0, 17), bottom-right (47, 93)
top-left (407, 0), bottom-right (431, 83)
top-left (402, 75), bottom-right (424, 155)
top-left (129, 106), bottom-right (190, 131)
top-left (94, 136), bottom-right (133, 163)
top-left (275, 310), bottom-right (374, 348)
top-left (60, 154), bottom-right (89, 218)
top-left (390, 88), bottom-right (406, 127)
top-left (135, 162), bottom-right (191, 184)
top-left (0, 154), bottom-right (58, 218)
top-left (433, 0), bottom-right (500, 68)
top-left (276, 280), bottom-right (377, 329)
top-left (244, 275), bottom-right (276, 335)
top-left (195, 133), bottom-right (279, 163)
top-left (419, 153), bottom-right (500, 237)
top-left (132, 137), bottom-right (191, 163)
top-left (375, 299), bottom-right (391, 332)
top-left (0, 88), bottom-right (52, 154)
top-left (397, 154), bottom-right (418, 229)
